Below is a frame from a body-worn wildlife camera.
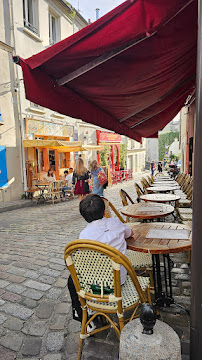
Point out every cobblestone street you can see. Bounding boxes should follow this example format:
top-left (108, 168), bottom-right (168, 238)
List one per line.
top-left (0, 173), bottom-right (191, 360)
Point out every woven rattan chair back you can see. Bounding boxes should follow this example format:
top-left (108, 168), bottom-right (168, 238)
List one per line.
top-left (64, 239), bottom-right (149, 359)
top-left (120, 189), bottom-right (134, 207)
top-left (102, 197), bottom-right (125, 223)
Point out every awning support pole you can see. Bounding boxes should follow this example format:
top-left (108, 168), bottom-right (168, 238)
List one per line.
top-left (190, 1), bottom-right (202, 359)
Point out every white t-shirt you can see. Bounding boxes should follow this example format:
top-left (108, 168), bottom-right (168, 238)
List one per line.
top-left (79, 217), bottom-right (131, 284)
top-left (65, 173), bottom-right (73, 186)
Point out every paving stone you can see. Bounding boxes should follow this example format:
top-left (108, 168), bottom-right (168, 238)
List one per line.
top-left (49, 263), bottom-right (65, 271)
top-left (22, 336), bottom-right (42, 356)
top-left (29, 320), bottom-right (47, 336)
top-left (50, 315), bottom-right (66, 330)
top-left (1, 292), bottom-right (22, 303)
top-left (54, 278), bottom-right (67, 288)
top-left (0, 280), bottom-right (10, 288)
top-left (64, 332), bottom-right (80, 355)
top-left (46, 288), bottom-right (62, 300)
top-left (50, 258), bottom-right (65, 265)
top-left (19, 297), bottom-right (38, 309)
top-left (0, 271), bottom-right (9, 280)
top-left (0, 289), bottom-right (5, 296)
top-left (39, 267), bottom-right (61, 278)
top-left (36, 301), bottom-right (54, 319)
top-left (23, 279), bottom-right (51, 291)
top-left (0, 331), bottom-right (24, 351)
top-left (67, 319), bottom-right (82, 334)
top-left (0, 345), bottom-right (16, 360)
top-left (7, 267), bottom-right (25, 276)
top-left (0, 265), bottom-right (10, 271)
top-left (43, 354), bottom-right (62, 360)
top-left (7, 275), bottom-right (26, 283)
top-left (46, 332), bottom-right (64, 352)
top-left (82, 338), bottom-right (119, 360)
top-left (22, 288), bottom-right (44, 300)
top-left (55, 302), bottom-right (71, 314)
top-left (6, 284), bottom-right (26, 294)
top-left (0, 314), bottom-right (7, 324)
top-left (3, 317), bottom-right (23, 331)
top-left (0, 299), bottom-right (5, 306)
top-left (38, 275), bottom-right (56, 285)
top-left (1, 303), bottom-right (34, 320)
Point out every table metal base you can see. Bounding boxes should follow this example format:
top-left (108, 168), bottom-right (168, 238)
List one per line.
top-left (152, 254), bottom-right (190, 314)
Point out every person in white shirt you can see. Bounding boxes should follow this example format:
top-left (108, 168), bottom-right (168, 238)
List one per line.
top-left (62, 168), bottom-right (73, 197)
top-left (67, 194), bottom-right (133, 328)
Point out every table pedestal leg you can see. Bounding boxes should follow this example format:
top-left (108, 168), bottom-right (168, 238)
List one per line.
top-left (152, 254), bottom-right (189, 313)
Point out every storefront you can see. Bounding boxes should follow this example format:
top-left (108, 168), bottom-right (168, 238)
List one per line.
top-left (96, 130), bottom-right (121, 171)
top-left (25, 118), bottom-right (74, 181)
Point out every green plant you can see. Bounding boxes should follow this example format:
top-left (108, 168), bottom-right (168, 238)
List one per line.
top-left (100, 145), bottom-right (109, 166)
top-left (120, 144), bottom-right (127, 169)
top-left (158, 131), bottom-right (179, 161)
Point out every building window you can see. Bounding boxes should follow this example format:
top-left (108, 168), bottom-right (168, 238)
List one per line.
top-left (49, 12), bottom-right (57, 45)
top-left (23, 0), bottom-right (39, 35)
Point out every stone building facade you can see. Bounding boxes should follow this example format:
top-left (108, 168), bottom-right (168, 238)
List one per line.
top-left (0, 0), bottom-right (88, 200)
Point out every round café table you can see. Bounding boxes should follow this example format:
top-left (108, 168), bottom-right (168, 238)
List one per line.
top-left (126, 222), bottom-right (192, 310)
top-left (121, 202), bottom-right (174, 220)
top-left (147, 186), bottom-right (178, 193)
top-left (151, 182), bottom-right (180, 189)
top-left (140, 193), bottom-right (181, 203)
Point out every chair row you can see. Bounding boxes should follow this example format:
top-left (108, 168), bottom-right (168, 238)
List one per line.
top-left (29, 181), bottom-right (73, 204)
top-left (175, 173), bottom-right (193, 224)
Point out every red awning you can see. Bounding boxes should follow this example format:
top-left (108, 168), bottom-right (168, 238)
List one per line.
top-left (16, 0), bottom-right (197, 142)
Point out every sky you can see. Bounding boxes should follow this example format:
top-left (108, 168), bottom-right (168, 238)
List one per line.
top-left (69, 0), bottom-right (125, 23)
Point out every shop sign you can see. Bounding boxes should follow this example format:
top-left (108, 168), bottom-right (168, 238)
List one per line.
top-left (99, 132), bottom-right (121, 143)
top-left (26, 118), bottom-right (74, 139)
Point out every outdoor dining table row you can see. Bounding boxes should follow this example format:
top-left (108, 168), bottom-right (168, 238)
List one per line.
top-left (120, 173), bottom-right (191, 311)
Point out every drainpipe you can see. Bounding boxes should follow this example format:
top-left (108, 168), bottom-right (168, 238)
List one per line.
top-left (10, 0), bottom-right (27, 191)
top-left (190, 1), bottom-right (202, 359)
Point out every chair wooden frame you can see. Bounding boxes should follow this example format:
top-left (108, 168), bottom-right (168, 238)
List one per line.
top-left (64, 239), bottom-right (151, 360)
top-left (120, 189), bottom-right (135, 207)
top-left (134, 182), bottom-right (144, 198)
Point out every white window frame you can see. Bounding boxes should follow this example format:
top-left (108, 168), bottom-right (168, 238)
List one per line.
top-left (49, 12), bottom-right (59, 45)
top-left (23, 0), bottom-right (39, 35)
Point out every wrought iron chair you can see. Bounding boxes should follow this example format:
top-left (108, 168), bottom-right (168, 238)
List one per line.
top-left (64, 240), bottom-right (151, 360)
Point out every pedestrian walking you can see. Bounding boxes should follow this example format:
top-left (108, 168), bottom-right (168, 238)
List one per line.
top-left (72, 158), bottom-right (90, 202)
top-left (89, 160), bottom-right (104, 196)
top-left (150, 160), bottom-right (155, 176)
top-left (158, 161), bottom-right (162, 173)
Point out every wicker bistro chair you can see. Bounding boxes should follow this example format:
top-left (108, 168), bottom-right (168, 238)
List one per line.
top-left (64, 240), bottom-right (151, 360)
top-left (101, 197), bottom-right (153, 287)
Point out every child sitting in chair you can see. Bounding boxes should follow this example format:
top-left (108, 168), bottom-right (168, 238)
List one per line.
top-left (68, 194), bottom-right (133, 328)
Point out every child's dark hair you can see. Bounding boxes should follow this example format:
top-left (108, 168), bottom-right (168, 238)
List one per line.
top-left (79, 194), bottom-right (105, 223)
top-left (64, 170), bottom-right (69, 174)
